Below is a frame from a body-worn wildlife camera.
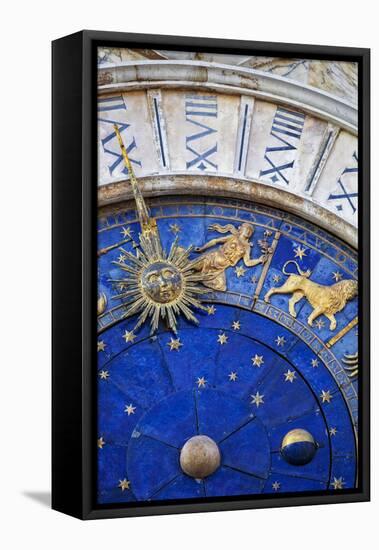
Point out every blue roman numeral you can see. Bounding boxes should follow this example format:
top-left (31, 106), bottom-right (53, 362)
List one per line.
top-left (328, 152), bottom-right (358, 214)
top-left (260, 107), bottom-right (305, 184)
top-left (98, 96), bottom-right (141, 177)
top-left (185, 95), bottom-right (218, 171)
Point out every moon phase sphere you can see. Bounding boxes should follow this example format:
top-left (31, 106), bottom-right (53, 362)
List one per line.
top-left (281, 429), bottom-right (317, 466)
top-left (180, 435), bottom-right (221, 479)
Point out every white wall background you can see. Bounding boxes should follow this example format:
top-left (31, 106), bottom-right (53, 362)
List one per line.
top-left (1, 1), bottom-right (376, 548)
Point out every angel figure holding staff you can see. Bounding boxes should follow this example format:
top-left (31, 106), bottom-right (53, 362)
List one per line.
top-left (193, 222), bottom-right (268, 292)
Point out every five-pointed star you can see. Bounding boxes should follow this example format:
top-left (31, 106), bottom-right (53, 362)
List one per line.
top-left (97, 340), bottom-right (106, 352)
top-left (331, 477), bottom-right (345, 490)
top-left (311, 358), bottom-right (319, 368)
top-left (207, 305), bottom-right (216, 315)
top-left (120, 226), bottom-right (132, 238)
top-left (235, 265), bottom-right (246, 278)
top-left (232, 320), bottom-right (241, 331)
top-left (294, 245), bottom-right (307, 260)
top-left (167, 337), bottom-right (183, 351)
top-left (170, 223), bottom-right (181, 234)
top-left (118, 253), bottom-right (126, 263)
top-left (315, 319), bottom-right (325, 330)
top-left (320, 390), bottom-right (332, 403)
top-left (250, 391), bottom-right (264, 407)
top-left (196, 376), bottom-right (207, 388)
top-left (229, 371), bottom-right (238, 382)
top-left (217, 333), bottom-right (228, 345)
top-left (99, 370), bottom-right (109, 380)
top-left (124, 403), bottom-right (136, 416)
top-left (275, 335), bottom-right (286, 346)
top-left (329, 427), bottom-right (338, 436)
top-left (284, 369), bottom-right (297, 383)
top-left (252, 354), bottom-right (264, 367)
top-left (251, 276), bottom-right (258, 284)
top-left (118, 478), bottom-right (131, 491)
top-left (97, 436), bottom-right (105, 449)
top-left (273, 274), bottom-right (281, 284)
top-left (123, 330), bottom-right (136, 343)
top-left (272, 481), bottom-right (281, 491)
top-left (332, 271), bottom-right (343, 282)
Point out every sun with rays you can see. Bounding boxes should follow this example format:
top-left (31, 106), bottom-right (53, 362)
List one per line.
top-left (108, 124), bottom-right (208, 335)
top-left (110, 234), bottom-right (208, 334)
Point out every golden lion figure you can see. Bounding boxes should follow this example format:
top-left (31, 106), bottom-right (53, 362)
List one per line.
top-left (264, 261), bottom-right (358, 331)
top-left (193, 222), bottom-right (267, 292)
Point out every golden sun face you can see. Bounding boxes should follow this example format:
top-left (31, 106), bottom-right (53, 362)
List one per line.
top-left (110, 235), bottom-right (207, 335)
top-left (141, 261), bottom-right (183, 304)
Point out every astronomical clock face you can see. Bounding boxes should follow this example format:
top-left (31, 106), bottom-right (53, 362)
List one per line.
top-left (96, 48), bottom-right (359, 505)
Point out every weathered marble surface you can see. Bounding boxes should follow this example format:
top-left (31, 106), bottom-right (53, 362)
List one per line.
top-left (98, 47), bottom-right (357, 105)
top-left (97, 79), bottom-right (358, 240)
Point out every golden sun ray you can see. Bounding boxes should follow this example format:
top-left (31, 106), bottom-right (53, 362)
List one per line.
top-left (109, 124), bottom-right (208, 334)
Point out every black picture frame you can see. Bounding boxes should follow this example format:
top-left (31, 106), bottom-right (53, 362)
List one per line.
top-left (52, 30), bottom-right (370, 520)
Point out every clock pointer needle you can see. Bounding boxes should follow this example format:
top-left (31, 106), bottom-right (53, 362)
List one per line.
top-left (97, 238), bottom-right (131, 257)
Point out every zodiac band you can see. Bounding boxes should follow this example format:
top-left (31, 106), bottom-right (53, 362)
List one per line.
top-left (100, 126), bottom-right (358, 338)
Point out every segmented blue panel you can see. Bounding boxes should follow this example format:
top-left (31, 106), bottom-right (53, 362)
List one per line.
top-left (97, 197), bottom-right (358, 504)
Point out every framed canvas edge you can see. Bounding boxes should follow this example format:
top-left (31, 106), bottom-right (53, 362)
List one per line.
top-left (53, 30), bottom-right (370, 521)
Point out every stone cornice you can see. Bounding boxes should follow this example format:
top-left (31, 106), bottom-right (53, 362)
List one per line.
top-left (98, 60), bottom-right (357, 134)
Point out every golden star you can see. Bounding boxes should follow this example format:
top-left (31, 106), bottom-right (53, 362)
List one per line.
top-left (331, 477), bottom-right (345, 490)
top-left (123, 330), bottom-right (136, 343)
top-left (196, 376), bottom-right (206, 388)
top-left (275, 335), bottom-right (286, 346)
top-left (272, 481), bottom-right (281, 491)
top-left (217, 333), bottom-right (228, 345)
top-left (273, 274), bottom-right (281, 284)
top-left (232, 320), bottom-right (241, 331)
top-left (120, 226), bottom-right (132, 238)
top-left (118, 253), bottom-right (126, 263)
top-left (170, 223), bottom-right (181, 234)
top-left (332, 271), bottom-right (343, 282)
top-left (207, 305), bottom-right (216, 315)
top-left (251, 276), bottom-right (258, 284)
top-left (250, 391), bottom-right (264, 407)
top-left (97, 436), bottom-right (105, 449)
top-left (320, 390), bottom-right (332, 403)
top-left (235, 265), bottom-right (246, 278)
top-left (311, 358), bottom-right (319, 368)
top-left (294, 245), bottom-right (307, 260)
top-left (118, 478), bottom-right (131, 491)
top-left (97, 340), bottom-right (106, 352)
top-left (252, 354), bottom-right (264, 367)
top-left (315, 319), bottom-right (325, 330)
top-left (99, 370), bottom-right (109, 380)
top-left (124, 403), bottom-right (136, 416)
top-left (167, 337), bottom-right (183, 351)
top-left (284, 369), bottom-right (297, 383)
top-left (229, 371), bottom-right (238, 382)
top-left (329, 427), bottom-right (337, 436)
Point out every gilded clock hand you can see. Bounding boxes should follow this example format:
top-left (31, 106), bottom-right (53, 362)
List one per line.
top-left (113, 124), bottom-right (159, 238)
top-left (111, 124), bottom-right (207, 334)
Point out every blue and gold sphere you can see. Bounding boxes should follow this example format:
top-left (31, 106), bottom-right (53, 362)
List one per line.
top-left (281, 429), bottom-right (317, 466)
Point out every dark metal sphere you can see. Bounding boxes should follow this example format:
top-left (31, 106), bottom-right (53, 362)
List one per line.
top-left (180, 435), bottom-right (221, 479)
top-left (281, 428), bottom-right (317, 466)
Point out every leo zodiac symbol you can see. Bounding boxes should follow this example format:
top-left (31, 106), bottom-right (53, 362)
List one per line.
top-left (264, 260), bottom-right (358, 331)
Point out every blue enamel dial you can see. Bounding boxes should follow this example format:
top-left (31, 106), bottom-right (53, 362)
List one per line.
top-left (97, 196), bottom-right (358, 504)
